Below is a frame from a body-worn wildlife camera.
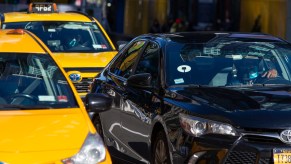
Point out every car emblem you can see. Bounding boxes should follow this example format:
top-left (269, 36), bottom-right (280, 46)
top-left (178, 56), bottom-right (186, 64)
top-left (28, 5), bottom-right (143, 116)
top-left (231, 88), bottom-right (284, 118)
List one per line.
top-left (68, 71), bottom-right (82, 82)
top-left (280, 130), bottom-right (291, 144)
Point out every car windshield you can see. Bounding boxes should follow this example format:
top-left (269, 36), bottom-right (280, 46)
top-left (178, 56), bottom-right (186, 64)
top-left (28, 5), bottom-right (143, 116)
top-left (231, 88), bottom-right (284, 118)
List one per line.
top-left (3, 21), bottom-right (112, 53)
top-left (0, 53), bottom-right (78, 109)
top-left (166, 41), bottom-right (291, 87)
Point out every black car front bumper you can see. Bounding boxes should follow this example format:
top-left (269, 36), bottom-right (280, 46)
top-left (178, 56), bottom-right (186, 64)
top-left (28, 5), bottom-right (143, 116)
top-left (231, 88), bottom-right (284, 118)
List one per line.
top-left (175, 130), bottom-right (289, 164)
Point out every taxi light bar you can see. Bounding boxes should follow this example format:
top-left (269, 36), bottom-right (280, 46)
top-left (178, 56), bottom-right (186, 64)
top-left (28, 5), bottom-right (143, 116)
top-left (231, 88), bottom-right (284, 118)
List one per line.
top-left (28, 2), bottom-right (58, 13)
top-left (7, 29), bottom-right (25, 35)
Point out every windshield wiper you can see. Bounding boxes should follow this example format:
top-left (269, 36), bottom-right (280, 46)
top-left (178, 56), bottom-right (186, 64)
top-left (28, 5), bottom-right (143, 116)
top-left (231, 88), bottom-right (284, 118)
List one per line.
top-left (257, 84), bottom-right (291, 87)
top-left (224, 83), bottom-right (291, 88)
top-left (169, 84), bottom-right (207, 88)
top-left (0, 104), bottom-right (53, 110)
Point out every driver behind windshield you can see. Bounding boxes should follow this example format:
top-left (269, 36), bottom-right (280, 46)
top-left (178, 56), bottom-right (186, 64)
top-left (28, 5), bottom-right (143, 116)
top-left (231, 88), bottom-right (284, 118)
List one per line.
top-left (262, 68), bottom-right (277, 78)
top-left (232, 57), bottom-right (279, 85)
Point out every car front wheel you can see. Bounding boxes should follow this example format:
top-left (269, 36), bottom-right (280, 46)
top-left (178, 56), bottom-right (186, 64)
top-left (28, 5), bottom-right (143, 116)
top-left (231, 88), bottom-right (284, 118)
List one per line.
top-left (152, 131), bottom-right (171, 164)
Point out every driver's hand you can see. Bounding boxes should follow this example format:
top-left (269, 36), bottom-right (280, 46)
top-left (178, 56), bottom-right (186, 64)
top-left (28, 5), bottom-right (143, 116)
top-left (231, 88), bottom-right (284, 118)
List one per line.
top-left (262, 69), bottom-right (278, 78)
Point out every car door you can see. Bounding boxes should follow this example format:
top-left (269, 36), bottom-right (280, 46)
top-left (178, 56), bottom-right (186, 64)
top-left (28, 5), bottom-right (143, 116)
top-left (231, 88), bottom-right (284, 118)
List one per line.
top-left (102, 40), bottom-right (148, 158)
top-left (119, 41), bottom-right (161, 163)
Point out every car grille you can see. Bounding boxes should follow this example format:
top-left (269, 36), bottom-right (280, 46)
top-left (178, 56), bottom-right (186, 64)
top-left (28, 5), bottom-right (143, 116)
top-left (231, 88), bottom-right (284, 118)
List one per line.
top-left (223, 130), bottom-right (281, 164)
top-left (259, 157), bottom-right (273, 164)
top-left (225, 151), bottom-right (257, 164)
top-left (64, 67), bottom-right (102, 93)
top-left (224, 151), bottom-right (274, 164)
top-left (72, 77), bottom-right (93, 93)
top-left (243, 135), bottom-right (282, 144)
top-left (64, 67), bottom-right (104, 72)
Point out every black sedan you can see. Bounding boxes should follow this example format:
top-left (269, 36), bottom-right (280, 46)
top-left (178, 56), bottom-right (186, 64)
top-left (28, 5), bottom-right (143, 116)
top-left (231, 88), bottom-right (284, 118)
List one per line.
top-left (85, 32), bottom-right (291, 164)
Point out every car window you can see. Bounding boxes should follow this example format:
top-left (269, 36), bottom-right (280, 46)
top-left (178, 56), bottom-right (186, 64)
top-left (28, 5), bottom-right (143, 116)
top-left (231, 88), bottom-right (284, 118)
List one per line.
top-left (135, 42), bottom-right (159, 86)
top-left (0, 53), bottom-right (78, 109)
top-left (110, 40), bottom-right (146, 78)
top-left (3, 22), bottom-right (112, 53)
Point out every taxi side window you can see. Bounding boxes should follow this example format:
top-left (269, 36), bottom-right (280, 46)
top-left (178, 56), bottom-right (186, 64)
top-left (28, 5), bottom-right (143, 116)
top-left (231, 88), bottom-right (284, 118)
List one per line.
top-left (135, 42), bottom-right (160, 86)
top-left (110, 40), bottom-right (146, 78)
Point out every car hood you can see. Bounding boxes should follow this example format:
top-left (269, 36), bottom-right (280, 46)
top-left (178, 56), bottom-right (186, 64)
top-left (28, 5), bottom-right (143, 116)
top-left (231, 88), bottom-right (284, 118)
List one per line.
top-left (170, 85), bottom-right (291, 128)
top-left (53, 51), bottom-right (117, 68)
top-left (0, 109), bottom-right (89, 153)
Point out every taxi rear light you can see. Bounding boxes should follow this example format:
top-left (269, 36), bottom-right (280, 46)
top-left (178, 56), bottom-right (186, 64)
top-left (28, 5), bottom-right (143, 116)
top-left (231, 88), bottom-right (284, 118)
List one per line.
top-left (7, 29), bottom-right (25, 35)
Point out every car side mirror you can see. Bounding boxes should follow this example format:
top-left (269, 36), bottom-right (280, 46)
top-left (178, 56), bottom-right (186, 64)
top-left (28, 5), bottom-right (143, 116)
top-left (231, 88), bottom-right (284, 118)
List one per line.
top-left (118, 44), bottom-right (126, 51)
top-left (116, 41), bottom-right (128, 51)
top-left (126, 73), bottom-right (152, 89)
top-left (85, 93), bottom-right (112, 113)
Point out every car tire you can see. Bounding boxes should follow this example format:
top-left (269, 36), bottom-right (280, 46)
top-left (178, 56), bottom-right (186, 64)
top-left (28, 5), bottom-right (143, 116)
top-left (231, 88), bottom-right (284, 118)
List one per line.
top-left (92, 115), bottom-right (104, 139)
top-left (152, 130), bottom-right (171, 164)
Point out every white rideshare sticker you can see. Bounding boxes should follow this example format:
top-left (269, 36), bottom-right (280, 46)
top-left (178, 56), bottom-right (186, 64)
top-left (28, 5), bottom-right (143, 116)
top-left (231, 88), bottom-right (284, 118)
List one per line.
top-left (174, 78), bottom-right (184, 84)
top-left (177, 65), bottom-right (191, 73)
top-left (38, 96), bottom-right (56, 102)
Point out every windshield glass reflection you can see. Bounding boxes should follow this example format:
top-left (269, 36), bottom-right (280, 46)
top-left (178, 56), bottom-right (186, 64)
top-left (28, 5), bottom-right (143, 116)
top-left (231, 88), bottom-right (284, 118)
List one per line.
top-left (0, 53), bottom-right (78, 109)
top-left (166, 41), bottom-right (291, 87)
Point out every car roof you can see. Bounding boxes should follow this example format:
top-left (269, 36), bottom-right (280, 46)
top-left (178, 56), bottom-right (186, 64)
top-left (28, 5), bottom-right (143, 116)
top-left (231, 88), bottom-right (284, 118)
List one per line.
top-left (3, 12), bottom-right (92, 23)
top-left (141, 32), bottom-right (286, 44)
top-left (0, 29), bottom-right (46, 53)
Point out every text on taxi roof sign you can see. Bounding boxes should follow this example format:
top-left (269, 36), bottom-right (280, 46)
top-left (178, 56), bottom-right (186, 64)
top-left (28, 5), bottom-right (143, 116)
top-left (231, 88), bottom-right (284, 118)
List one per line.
top-left (28, 3), bottom-right (58, 13)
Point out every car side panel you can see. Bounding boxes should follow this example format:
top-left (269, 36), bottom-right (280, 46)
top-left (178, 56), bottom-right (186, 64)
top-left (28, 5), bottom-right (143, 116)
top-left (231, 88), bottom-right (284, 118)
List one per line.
top-left (100, 74), bottom-right (134, 159)
top-left (119, 88), bottom-right (154, 163)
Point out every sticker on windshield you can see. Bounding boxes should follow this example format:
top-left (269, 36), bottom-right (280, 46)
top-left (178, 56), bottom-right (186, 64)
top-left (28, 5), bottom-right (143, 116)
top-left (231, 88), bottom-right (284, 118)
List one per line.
top-left (101, 44), bottom-right (107, 49)
top-left (93, 44), bottom-right (107, 49)
top-left (174, 78), bottom-right (184, 84)
top-left (38, 96), bottom-right (56, 102)
top-left (48, 28), bottom-right (56, 32)
top-left (63, 24), bottom-right (90, 30)
top-left (177, 65), bottom-right (191, 73)
top-left (93, 44), bottom-right (102, 49)
top-left (57, 95), bottom-right (68, 102)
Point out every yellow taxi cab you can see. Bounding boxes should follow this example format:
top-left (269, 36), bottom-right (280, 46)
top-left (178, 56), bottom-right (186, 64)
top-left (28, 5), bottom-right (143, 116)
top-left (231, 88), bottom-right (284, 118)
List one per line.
top-left (0, 2), bottom-right (118, 97)
top-left (0, 29), bottom-right (111, 163)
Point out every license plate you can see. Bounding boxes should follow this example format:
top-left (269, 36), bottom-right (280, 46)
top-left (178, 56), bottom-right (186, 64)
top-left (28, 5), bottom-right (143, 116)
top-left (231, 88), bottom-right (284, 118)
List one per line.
top-left (273, 148), bottom-right (291, 164)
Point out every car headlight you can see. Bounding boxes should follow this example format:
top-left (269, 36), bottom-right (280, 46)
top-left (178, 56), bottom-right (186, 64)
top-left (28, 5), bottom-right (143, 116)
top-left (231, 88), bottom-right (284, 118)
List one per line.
top-left (179, 113), bottom-right (238, 137)
top-left (62, 133), bottom-right (106, 164)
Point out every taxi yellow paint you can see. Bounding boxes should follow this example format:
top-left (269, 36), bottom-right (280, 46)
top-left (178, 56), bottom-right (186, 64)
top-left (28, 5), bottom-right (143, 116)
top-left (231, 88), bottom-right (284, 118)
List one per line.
top-left (53, 52), bottom-right (116, 68)
top-left (0, 30), bottom-right (44, 53)
top-left (3, 12), bottom-right (93, 22)
top-left (2, 3), bottom-right (118, 97)
top-left (0, 29), bottom-right (111, 163)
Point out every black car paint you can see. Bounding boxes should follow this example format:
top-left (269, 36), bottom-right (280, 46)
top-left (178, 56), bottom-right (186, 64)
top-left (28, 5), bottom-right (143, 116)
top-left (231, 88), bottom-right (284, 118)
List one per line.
top-left (89, 32), bottom-right (291, 164)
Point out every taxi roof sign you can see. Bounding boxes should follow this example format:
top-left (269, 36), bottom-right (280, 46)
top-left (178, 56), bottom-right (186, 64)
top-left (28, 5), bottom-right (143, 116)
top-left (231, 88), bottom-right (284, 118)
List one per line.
top-left (28, 2), bottom-right (58, 13)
